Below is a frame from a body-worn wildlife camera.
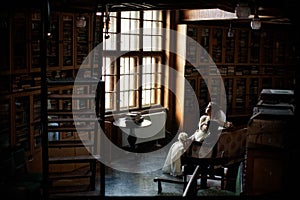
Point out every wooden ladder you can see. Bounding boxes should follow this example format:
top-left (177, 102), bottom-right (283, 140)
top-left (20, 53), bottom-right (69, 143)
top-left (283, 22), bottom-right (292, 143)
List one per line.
top-left (44, 78), bottom-right (105, 199)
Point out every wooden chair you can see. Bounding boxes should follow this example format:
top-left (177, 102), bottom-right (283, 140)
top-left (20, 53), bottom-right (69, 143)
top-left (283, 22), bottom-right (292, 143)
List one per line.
top-left (182, 162), bottom-right (244, 197)
top-left (154, 123), bottom-right (248, 194)
top-left (182, 140), bottom-right (229, 188)
top-left (154, 120), bottom-right (228, 194)
top-left (154, 140), bottom-right (228, 194)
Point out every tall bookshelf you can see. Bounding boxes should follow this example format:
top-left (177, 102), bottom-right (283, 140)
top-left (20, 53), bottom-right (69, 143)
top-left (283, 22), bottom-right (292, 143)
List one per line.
top-left (0, 9), bottom-right (95, 171)
top-left (177, 24), bottom-right (297, 130)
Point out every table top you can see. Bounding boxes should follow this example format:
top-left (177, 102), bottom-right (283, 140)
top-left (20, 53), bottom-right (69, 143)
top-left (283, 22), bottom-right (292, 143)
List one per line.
top-left (113, 117), bottom-right (152, 129)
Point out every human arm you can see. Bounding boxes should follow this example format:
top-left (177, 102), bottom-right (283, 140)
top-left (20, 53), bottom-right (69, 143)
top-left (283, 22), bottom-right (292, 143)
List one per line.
top-left (198, 115), bottom-right (210, 132)
top-left (214, 110), bottom-right (233, 128)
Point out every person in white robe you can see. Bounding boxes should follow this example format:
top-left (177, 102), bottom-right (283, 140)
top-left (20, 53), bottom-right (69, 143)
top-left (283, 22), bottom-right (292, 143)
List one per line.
top-left (189, 102), bottom-right (233, 158)
top-left (162, 132), bottom-right (189, 176)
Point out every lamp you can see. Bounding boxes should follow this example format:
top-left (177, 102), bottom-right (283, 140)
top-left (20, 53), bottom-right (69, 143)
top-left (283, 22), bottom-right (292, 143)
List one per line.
top-left (251, 14), bottom-right (261, 30)
top-left (76, 16), bottom-right (86, 28)
top-left (227, 22), bottom-right (234, 38)
top-left (251, 8), bottom-right (261, 30)
top-left (47, 23), bottom-right (55, 37)
top-left (104, 4), bottom-right (110, 39)
top-left (235, 3), bottom-right (251, 19)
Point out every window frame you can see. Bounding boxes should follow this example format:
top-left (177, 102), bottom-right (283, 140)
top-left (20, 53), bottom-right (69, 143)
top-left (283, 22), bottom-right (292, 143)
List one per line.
top-left (98, 10), bottom-right (166, 114)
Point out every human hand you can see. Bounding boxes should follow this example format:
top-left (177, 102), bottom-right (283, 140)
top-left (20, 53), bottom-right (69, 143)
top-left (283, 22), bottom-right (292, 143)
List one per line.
top-left (202, 123), bottom-right (209, 131)
top-left (224, 121), bottom-right (233, 128)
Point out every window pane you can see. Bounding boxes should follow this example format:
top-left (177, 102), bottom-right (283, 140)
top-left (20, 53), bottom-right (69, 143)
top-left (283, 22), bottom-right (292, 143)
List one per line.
top-left (121, 11), bottom-right (130, 18)
top-left (143, 10), bottom-right (152, 20)
top-left (103, 33), bottom-right (117, 50)
top-left (144, 21), bottom-right (152, 30)
top-left (141, 57), bottom-right (162, 107)
top-left (121, 18), bottom-right (130, 32)
top-left (121, 34), bottom-right (139, 51)
top-left (152, 22), bottom-right (162, 34)
top-left (143, 35), bottom-right (152, 51)
top-left (121, 18), bottom-right (139, 32)
top-left (109, 16), bottom-right (117, 32)
top-left (101, 10), bottom-right (164, 112)
top-left (155, 35), bottom-right (162, 51)
top-left (130, 11), bottom-right (140, 19)
top-left (153, 10), bottom-right (162, 21)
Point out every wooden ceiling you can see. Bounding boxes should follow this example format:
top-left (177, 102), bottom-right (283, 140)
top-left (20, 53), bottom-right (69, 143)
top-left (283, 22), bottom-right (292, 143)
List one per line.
top-left (4, 0), bottom-right (298, 24)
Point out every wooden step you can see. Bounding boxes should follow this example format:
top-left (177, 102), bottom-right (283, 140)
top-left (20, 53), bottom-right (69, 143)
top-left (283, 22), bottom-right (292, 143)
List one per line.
top-left (48, 126), bottom-right (95, 132)
top-left (49, 170), bottom-right (93, 180)
top-left (48, 110), bottom-right (95, 115)
top-left (49, 155), bottom-right (100, 164)
top-left (47, 78), bottom-right (99, 85)
top-left (48, 94), bottom-right (95, 99)
top-left (48, 118), bottom-right (99, 122)
top-left (48, 140), bottom-right (94, 148)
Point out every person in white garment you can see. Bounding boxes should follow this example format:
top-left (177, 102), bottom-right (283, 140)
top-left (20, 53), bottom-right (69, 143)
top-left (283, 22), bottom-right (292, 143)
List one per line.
top-left (189, 102), bottom-right (233, 158)
top-left (162, 132), bottom-right (189, 177)
top-left (191, 101), bottom-right (233, 143)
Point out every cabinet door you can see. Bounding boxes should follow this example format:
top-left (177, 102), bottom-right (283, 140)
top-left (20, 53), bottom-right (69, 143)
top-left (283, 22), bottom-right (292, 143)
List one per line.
top-left (198, 78), bottom-right (209, 111)
top-left (248, 78), bottom-right (259, 113)
top-left (61, 13), bottom-right (74, 68)
top-left (250, 30), bottom-right (261, 64)
top-left (30, 93), bottom-right (41, 151)
top-left (209, 77), bottom-right (223, 106)
top-left (75, 14), bottom-right (90, 68)
top-left (287, 30), bottom-right (299, 65)
top-left (12, 96), bottom-right (30, 150)
top-left (47, 12), bottom-right (60, 68)
top-left (186, 26), bottom-right (198, 65)
top-left (261, 77), bottom-right (273, 90)
top-left (0, 13), bottom-right (10, 73)
top-left (30, 12), bottom-right (41, 71)
top-left (211, 27), bottom-right (223, 64)
top-left (0, 96), bottom-right (11, 150)
top-left (199, 27), bottom-right (210, 64)
top-left (261, 30), bottom-right (274, 64)
top-left (225, 28), bottom-right (235, 63)
top-left (12, 11), bottom-right (27, 73)
top-left (274, 31), bottom-right (287, 64)
top-left (237, 29), bottom-right (249, 63)
top-left (224, 78), bottom-right (233, 115)
top-left (234, 78), bottom-right (246, 114)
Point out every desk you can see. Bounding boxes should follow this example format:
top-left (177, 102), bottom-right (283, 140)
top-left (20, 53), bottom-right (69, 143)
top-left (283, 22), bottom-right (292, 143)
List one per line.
top-left (113, 118), bottom-right (152, 150)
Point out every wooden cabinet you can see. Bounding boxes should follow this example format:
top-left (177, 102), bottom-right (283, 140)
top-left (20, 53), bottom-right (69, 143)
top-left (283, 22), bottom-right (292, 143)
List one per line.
top-left (0, 10), bottom-right (94, 166)
top-left (177, 24), bottom-right (296, 128)
top-left (244, 148), bottom-right (287, 195)
top-left (3, 91), bottom-right (41, 157)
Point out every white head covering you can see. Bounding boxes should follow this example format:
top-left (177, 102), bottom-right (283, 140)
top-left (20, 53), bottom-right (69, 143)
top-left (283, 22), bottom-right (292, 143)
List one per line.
top-left (178, 132), bottom-right (188, 143)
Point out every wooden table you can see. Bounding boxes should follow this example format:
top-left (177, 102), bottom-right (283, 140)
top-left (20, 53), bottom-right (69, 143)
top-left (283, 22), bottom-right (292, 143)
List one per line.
top-left (113, 117), bottom-right (152, 150)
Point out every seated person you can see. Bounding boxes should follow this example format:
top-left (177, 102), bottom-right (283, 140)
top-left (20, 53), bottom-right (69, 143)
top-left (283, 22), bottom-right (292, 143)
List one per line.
top-left (190, 120), bottom-right (221, 158)
top-left (191, 101), bottom-right (233, 143)
top-left (162, 132), bottom-right (189, 177)
top-left (162, 102), bottom-right (233, 177)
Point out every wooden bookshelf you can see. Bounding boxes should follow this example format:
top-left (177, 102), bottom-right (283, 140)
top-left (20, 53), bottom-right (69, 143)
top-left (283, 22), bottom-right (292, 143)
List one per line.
top-left (176, 24), bottom-right (296, 132)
